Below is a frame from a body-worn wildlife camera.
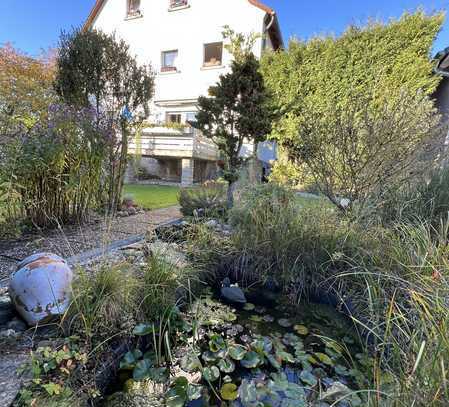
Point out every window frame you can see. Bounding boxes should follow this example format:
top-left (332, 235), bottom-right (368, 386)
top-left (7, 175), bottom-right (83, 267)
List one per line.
top-left (203, 42), bottom-right (223, 68)
top-left (166, 112), bottom-right (183, 125)
top-left (126, 0), bottom-right (142, 17)
top-left (169, 0), bottom-right (189, 10)
top-left (161, 50), bottom-right (179, 73)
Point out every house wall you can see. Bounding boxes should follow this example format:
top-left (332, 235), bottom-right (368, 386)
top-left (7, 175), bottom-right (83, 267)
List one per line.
top-left (434, 76), bottom-right (449, 149)
top-left (91, 0), bottom-right (268, 121)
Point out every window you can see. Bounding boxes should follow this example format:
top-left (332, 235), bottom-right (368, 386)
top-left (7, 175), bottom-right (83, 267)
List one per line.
top-left (169, 0), bottom-right (188, 9)
top-left (166, 113), bottom-right (182, 124)
top-left (161, 50), bottom-right (178, 72)
top-left (203, 42), bottom-right (223, 67)
top-left (127, 0), bottom-right (141, 17)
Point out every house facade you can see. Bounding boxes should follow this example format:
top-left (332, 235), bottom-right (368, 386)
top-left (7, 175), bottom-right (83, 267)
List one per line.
top-left (84, 0), bottom-right (282, 185)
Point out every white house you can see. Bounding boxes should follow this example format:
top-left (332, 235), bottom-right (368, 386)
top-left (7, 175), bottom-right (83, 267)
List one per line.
top-left (84, 0), bottom-right (283, 185)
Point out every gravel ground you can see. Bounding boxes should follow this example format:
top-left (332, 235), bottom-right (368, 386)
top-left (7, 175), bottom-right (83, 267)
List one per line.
top-left (0, 206), bottom-right (181, 284)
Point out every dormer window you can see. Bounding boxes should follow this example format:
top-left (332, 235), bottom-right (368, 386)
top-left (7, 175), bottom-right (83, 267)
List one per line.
top-left (169, 0), bottom-right (188, 9)
top-left (127, 0), bottom-right (141, 17)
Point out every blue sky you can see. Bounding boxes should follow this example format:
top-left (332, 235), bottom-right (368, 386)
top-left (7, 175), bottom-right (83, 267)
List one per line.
top-left (0, 0), bottom-right (448, 57)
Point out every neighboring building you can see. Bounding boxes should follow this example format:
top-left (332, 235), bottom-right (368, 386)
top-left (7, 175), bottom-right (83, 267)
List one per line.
top-left (434, 47), bottom-right (449, 153)
top-left (84, 0), bottom-right (283, 185)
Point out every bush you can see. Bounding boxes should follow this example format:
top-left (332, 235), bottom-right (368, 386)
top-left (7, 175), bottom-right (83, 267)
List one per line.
top-left (178, 181), bottom-right (227, 217)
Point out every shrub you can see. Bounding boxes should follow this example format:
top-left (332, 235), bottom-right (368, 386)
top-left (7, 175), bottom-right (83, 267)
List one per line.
top-left (178, 181), bottom-right (227, 217)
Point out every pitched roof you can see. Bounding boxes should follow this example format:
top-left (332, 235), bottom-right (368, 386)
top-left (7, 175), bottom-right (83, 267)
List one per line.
top-left (435, 47), bottom-right (449, 77)
top-left (83, 0), bottom-right (283, 48)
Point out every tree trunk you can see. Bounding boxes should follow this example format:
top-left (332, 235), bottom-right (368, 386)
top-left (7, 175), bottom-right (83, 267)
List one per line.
top-left (227, 181), bottom-right (237, 209)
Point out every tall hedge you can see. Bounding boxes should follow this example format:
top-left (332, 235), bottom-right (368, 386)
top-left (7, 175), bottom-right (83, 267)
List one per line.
top-left (261, 11), bottom-right (445, 205)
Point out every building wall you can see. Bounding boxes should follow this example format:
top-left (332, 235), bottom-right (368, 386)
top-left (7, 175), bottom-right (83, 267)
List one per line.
top-left (434, 76), bottom-right (449, 149)
top-left (92, 0), bottom-right (268, 121)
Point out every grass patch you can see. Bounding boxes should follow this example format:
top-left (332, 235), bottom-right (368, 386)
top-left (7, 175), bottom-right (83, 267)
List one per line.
top-left (123, 184), bottom-right (180, 210)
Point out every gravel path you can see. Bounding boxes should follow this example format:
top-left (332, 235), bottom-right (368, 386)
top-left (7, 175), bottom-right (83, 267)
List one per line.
top-left (0, 206), bottom-right (181, 284)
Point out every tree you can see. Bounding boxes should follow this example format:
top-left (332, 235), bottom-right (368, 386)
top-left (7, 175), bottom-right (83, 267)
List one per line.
top-left (261, 11), bottom-right (445, 209)
top-left (193, 53), bottom-right (273, 208)
top-left (55, 28), bottom-right (155, 212)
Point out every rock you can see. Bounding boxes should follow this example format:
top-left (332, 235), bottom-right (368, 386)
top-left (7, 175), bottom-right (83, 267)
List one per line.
top-left (0, 353), bottom-right (30, 406)
top-left (220, 278), bottom-right (246, 305)
top-left (0, 296), bottom-right (14, 326)
top-left (205, 219), bottom-right (219, 228)
top-left (117, 211), bottom-right (128, 218)
top-left (7, 318), bottom-right (27, 333)
top-left (127, 207), bottom-right (138, 216)
top-left (9, 253), bottom-right (73, 326)
top-left (0, 329), bottom-right (18, 338)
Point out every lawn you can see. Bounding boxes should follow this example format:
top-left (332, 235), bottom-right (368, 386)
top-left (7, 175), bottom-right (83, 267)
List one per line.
top-left (123, 184), bottom-right (180, 210)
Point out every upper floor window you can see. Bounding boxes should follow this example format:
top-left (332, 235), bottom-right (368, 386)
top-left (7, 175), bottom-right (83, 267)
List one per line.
top-left (169, 0), bottom-right (188, 9)
top-left (127, 0), bottom-right (141, 17)
top-left (203, 42), bottom-right (223, 67)
top-left (161, 50), bottom-right (179, 72)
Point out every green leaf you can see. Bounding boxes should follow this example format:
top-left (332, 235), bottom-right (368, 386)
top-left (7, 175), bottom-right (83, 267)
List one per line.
top-left (294, 325), bottom-right (309, 336)
top-left (180, 352), bottom-right (202, 372)
top-left (187, 384), bottom-right (203, 401)
top-left (315, 352), bottom-right (333, 366)
top-left (243, 303), bottom-right (255, 311)
top-left (218, 358), bottom-right (235, 373)
top-left (203, 365), bottom-right (220, 382)
top-left (209, 334), bottom-right (226, 352)
top-left (241, 351), bottom-right (262, 369)
top-left (166, 377), bottom-right (189, 407)
top-left (220, 383), bottom-right (238, 401)
top-left (133, 359), bottom-right (152, 380)
top-left (120, 349), bottom-right (143, 370)
top-left (133, 324), bottom-right (155, 336)
top-left (228, 345), bottom-right (247, 361)
top-left (299, 370), bottom-right (318, 387)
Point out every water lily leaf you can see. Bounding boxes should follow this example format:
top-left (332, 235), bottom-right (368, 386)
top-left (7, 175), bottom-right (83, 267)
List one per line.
top-left (241, 351), bottom-right (262, 369)
top-left (166, 377), bottom-right (188, 407)
top-left (202, 351), bottom-right (218, 363)
top-left (187, 384), bottom-right (203, 401)
top-left (243, 303), bottom-right (255, 311)
top-left (220, 383), bottom-right (238, 401)
top-left (203, 366), bottom-right (220, 382)
top-left (133, 359), bottom-right (152, 381)
top-left (299, 370), bottom-right (318, 387)
top-left (218, 358), bottom-right (235, 373)
top-left (225, 312), bottom-right (237, 322)
top-left (120, 350), bottom-right (143, 370)
top-left (267, 354), bottom-right (282, 369)
top-left (181, 352), bottom-right (202, 372)
top-left (250, 315), bottom-right (263, 322)
top-left (228, 345), bottom-right (247, 361)
top-left (334, 365), bottom-right (349, 376)
top-left (263, 314), bottom-right (275, 323)
top-left (209, 334), bottom-right (226, 352)
top-left (283, 333), bottom-right (301, 346)
top-left (239, 380), bottom-right (259, 405)
top-left (315, 352), bottom-right (333, 366)
top-left (133, 323), bottom-right (155, 336)
top-left (294, 325), bottom-right (309, 336)
top-left (278, 318), bottom-right (293, 328)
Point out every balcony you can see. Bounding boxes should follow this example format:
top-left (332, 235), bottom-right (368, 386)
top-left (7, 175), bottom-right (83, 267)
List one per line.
top-left (128, 126), bottom-right (219, 161)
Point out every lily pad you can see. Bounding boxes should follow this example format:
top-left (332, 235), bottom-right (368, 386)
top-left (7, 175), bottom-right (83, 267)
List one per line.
top-left (187, 384), bottom-right (203, 401)
top-left (278, 318), bottom-right (293, 328)
top-left (263, 314), bottom-right (275, 323)
top-left (203, 366), bottom-right (220, 382)
top-left (209, 334), bottom-right (226, 352)
top-left (250, 315), bottom-right (263, 322)
top-left (220, 383), bottom-right (238, 401)
top-left (133, 323), bottom-right (155, 336)
top-left (133, 359), bottom-right (152, 381)
top-left (120, 350), bottom-right (143, 370)
top-left (202, 351), bottom-right (218, 363)
top-left (243, 303), bottom-right (255, 311)
top-left (294, 325), bottom-right (309, 336)
top-left (166, 377), bottom-right (188, 407)
top-left (315, 352), bottom-right (333, 366)
top-left (299, 370), bottom-right (318, 387)
top-left (241, 351), bottom-right (262, 369)
top-left (181, 352), bottom-right (202, 372)
top-left (218, 358), bottom-right (235, 373)
top-left (228, 345), bottom-right (247, 361)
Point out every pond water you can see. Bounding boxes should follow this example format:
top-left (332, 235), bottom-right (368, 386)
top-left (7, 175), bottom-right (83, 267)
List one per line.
top-left (108, 292), bottom-right (371, 406)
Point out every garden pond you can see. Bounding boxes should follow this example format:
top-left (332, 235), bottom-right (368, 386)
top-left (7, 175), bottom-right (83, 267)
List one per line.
top-left (105, 290), bottom-right (373, 407)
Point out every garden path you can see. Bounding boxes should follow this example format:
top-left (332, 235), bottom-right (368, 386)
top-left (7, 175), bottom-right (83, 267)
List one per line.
top-left (0, 206), bottom-right (181, 285)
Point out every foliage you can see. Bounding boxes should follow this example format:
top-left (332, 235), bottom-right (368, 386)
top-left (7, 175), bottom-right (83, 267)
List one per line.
top-left (222, 25), bottom-right (261, 63)
top-left (15, 341), bottom-right (90, 407)
top-left (178, 181), bottom-right (227, 217)
top-left (261, 11), bottom-right (445, 209)
top-left (0, 104), bottom-right (109, 227)
top-left (55, 28), bottom-right (155, 212)
top-left (193, 52), bottom-right (273, 208)
top-left (0, 43), bottom-right (55, 136)
top-left (63, 264), bottom-right (138, 344)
